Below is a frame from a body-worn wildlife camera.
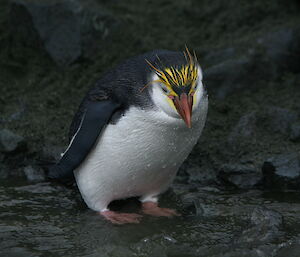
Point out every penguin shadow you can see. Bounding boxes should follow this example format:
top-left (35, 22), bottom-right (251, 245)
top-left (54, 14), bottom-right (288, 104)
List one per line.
top-left (108, 197), bottom-right (142, 213)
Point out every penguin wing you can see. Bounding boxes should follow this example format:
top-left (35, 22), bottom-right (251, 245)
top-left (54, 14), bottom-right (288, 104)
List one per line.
top-left (47, 100), bottom-right (121, 182)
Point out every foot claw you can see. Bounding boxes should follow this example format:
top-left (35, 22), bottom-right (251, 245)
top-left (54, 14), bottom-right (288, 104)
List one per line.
top-left (100, 211), bottom-right (142, 224)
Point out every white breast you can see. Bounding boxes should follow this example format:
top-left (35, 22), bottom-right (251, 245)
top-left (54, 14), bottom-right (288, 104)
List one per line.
top-left (74, 98), bottom-right (208, 211)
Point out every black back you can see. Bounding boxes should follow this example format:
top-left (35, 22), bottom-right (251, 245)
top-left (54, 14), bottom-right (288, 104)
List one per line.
top-left (69, 50), bottom-right (188, 140)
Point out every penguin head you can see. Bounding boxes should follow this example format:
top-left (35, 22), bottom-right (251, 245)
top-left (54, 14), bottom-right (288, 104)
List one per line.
top-left (147, 49), bottom-right (204, 128)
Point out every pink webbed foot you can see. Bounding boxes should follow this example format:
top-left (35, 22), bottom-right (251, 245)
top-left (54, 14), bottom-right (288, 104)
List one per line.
top-left (100, 210), bottom-right (142, 225)
top-left (142, 202), bottom-right (181, 217)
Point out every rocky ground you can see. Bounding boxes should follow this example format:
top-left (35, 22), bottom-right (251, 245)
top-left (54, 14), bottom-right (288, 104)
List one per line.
top-left (1, 0), bottom-right (300, 256)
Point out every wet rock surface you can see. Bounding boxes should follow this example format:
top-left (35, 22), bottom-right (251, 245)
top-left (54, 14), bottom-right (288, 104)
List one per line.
top-left (1, 181), bottom-right (300, 257)
top-left (234, 206), bottom-right (283, 245)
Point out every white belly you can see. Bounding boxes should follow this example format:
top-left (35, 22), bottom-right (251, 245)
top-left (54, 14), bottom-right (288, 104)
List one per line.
top-left (74, 101), bottom-right (208, 211)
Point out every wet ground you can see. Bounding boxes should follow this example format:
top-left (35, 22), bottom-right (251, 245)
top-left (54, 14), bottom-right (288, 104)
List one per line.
top-left (1, 178), bottom-right (300, 257)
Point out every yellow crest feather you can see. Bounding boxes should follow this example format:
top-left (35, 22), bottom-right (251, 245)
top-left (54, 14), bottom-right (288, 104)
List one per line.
top-left (145, 48), bottom-right (199, 95)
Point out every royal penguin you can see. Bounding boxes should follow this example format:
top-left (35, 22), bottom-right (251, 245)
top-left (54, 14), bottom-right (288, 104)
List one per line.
top-left (48, 49), bottom-right (208, 224)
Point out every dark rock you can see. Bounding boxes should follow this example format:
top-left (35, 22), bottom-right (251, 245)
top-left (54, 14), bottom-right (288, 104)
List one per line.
top-left (290, 122), bottom-right (300, 142)
top-left (218, 163), bottom-right (262, 189)
top-left (262, 152), bottom-right (300, 190)
top-left (226, 112), bottom-right (259, 159)
top-left (41, 145), bottom-right (65, 162)
top-left (204, 56), bottom-right (254, 99)
top-left (0, 129), bottom-right (25, 153)
top-left (257, 26), bottom-right (300, 74)
top-left (276, 243), bottom-right (300, 257)
top-left (262, 106), bottom-right (297, 135)
top-left (228, 112), bottom-right (257, 146)
top-left (179, 155), bottom-right (218, 185)
top-left (10, 0), bottom-right (119, 66)
top-left (235, 206), bottom-right (283, 245)
top-left (0, 163), bottom-right (9, 179)
top-left (204, 26), bottom-right (300, 99)
top-left (181, 191), bottom-right (232, 217)
top-left (228, 107), bottom-right (297, 150)
top-left (181, 194), bottom-right (208, 216)
top-left (250, 206), bottom-right (283, 228)
top-left (184, 165), bottom-right (217, 185)
top-left (23, 165), bottom-right (45, 182)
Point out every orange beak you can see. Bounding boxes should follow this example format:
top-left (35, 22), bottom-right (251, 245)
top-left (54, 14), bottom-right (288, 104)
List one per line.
top-left (173, 93), bottom-right (193, 128)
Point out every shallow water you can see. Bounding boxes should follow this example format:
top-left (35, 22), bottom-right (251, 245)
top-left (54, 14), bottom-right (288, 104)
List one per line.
top-left (1, 179), bottom-right (300, 257)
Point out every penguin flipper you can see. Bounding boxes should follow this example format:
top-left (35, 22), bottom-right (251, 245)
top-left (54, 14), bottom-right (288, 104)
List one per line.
top-left (47, 100), bottom-right (120, 183)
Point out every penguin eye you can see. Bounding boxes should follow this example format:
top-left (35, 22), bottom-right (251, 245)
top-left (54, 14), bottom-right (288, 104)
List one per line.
top-left (161, 85), bottom-right (169, 94)
top-left (193, 82), bottom-right (198, 90)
